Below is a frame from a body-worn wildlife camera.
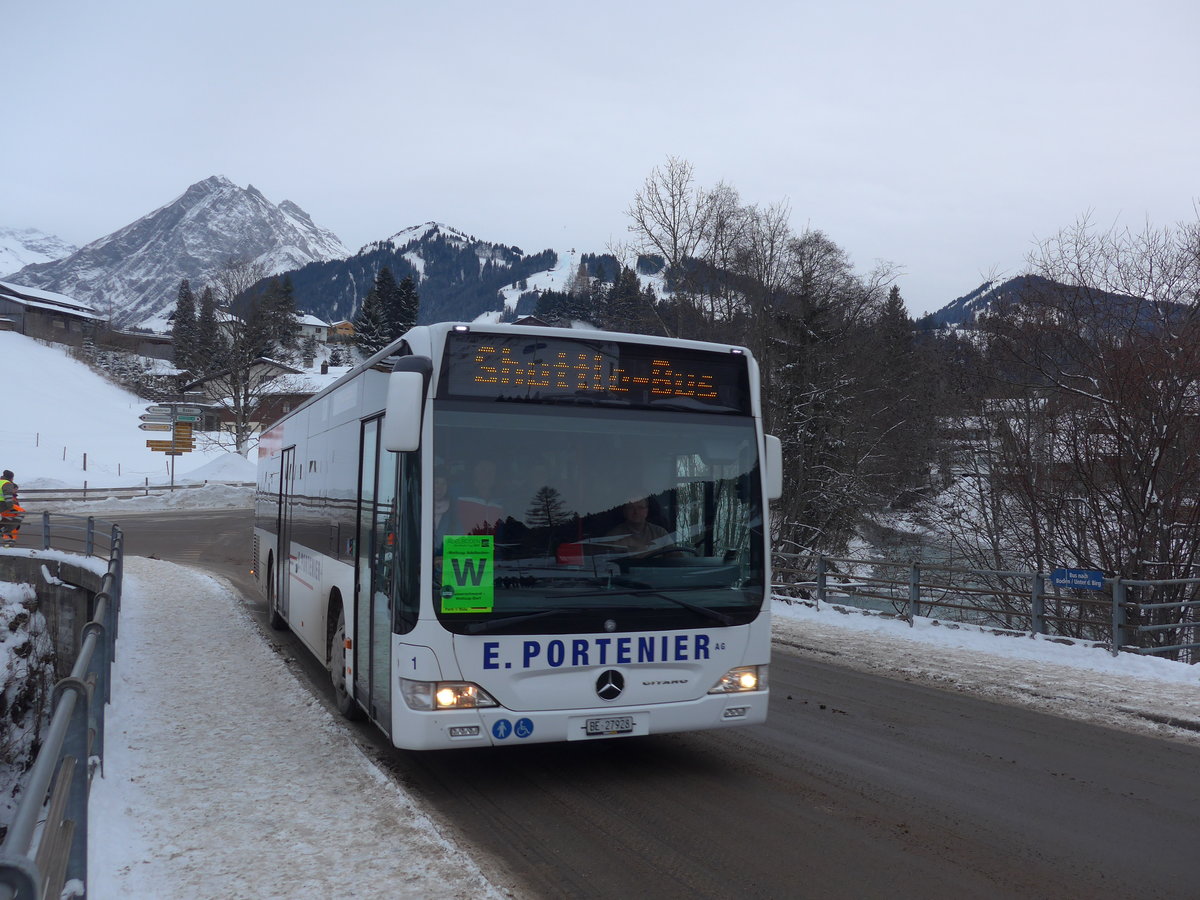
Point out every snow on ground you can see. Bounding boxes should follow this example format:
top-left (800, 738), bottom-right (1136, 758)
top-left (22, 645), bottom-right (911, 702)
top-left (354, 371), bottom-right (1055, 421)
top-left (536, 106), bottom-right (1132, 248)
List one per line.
top-left (9, 330), bottom-right (1200, 893)
top-left (772, 598), bottom-right (1200, 744)
top-left (82, 536), bottom-right (1200, 897)
top-left (80, 539), bottom-right (1200, 896)
top-left (89, 555), bottom-right (508, 899)
top-left (0, 331), bottom-right (241, 490)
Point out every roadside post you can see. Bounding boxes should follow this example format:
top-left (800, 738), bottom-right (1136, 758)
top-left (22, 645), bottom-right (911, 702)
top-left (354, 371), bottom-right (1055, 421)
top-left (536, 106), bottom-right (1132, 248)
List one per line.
top-left (141, 404), bottom-right (200, 489)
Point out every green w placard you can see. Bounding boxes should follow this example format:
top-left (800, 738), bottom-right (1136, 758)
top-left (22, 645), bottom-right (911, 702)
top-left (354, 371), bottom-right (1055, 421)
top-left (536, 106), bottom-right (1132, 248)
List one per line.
top-left (441, 535), bottom-right (495, 613)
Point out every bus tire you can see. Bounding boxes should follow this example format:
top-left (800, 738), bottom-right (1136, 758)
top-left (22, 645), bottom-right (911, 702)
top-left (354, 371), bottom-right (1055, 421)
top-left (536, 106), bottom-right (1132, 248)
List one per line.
top-left (330, 605), bottom-right (364, 720)
top-left (265, 554), bottom-right (286, 631)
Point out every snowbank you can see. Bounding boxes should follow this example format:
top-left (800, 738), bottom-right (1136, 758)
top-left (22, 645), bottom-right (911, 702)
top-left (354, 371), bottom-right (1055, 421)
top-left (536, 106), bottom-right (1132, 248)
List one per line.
top-left (772, 598), bottom-right (1200, 741)
top-left (89, 557), bottom-right (508, 898)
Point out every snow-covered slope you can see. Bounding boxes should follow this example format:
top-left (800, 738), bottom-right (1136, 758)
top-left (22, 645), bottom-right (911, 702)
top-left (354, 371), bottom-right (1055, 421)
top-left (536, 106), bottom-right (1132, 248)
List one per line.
top-left (0, 226), bottom-right (77, 276)
top-left (4, 176), bottom-right (349, 330)
top-left (0, 330), bottom-right (245, 489)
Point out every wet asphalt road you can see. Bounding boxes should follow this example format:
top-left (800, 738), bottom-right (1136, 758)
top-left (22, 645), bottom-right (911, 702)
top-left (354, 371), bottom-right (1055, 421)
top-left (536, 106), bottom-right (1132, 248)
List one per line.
top-left (118, 509), bottom-right (1200, 900)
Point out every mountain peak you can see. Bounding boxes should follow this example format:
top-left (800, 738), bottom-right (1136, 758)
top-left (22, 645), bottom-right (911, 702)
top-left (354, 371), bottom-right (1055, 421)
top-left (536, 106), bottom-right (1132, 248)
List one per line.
top-left (4, 179), bottom-right (349, 330)
top-left (385, 222), bottom-right (471, 247)
top-left (0, 226), bottom-right (79, 277)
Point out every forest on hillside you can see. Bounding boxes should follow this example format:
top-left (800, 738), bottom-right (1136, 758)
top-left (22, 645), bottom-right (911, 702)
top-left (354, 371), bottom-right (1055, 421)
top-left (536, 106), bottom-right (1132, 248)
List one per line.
top-left (226, 155), bottom-right (1200, 656)
top-left (552, 157), bottom-right (1200, 659)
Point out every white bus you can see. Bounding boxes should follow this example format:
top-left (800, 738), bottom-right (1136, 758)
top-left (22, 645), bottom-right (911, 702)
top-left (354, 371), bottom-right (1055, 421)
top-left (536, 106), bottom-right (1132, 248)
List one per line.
top-left (254, 322), bottom-right (782, 750)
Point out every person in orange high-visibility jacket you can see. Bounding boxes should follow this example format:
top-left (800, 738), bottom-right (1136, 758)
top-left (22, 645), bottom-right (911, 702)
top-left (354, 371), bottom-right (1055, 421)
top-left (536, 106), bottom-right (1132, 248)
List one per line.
top-left (0, 470), bottom-right (23, 545)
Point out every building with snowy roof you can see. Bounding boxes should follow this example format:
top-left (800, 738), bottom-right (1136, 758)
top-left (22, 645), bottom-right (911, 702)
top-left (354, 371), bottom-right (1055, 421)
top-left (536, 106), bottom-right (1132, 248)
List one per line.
top-left (0, 279), bottom-right (106, 346)
top-left (296, 313), bottom-right (330, 343)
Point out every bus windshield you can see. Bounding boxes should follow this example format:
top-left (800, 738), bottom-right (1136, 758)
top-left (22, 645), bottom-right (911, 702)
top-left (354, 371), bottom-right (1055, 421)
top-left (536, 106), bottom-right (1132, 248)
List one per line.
top-left (431, 403), bottom-right (765, 635)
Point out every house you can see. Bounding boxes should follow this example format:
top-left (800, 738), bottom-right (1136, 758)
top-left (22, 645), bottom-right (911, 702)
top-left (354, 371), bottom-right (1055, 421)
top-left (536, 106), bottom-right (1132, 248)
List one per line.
top-left (0, 280), bottom-right (106, 346)
top-left (181, 357), bottom-right (306, 434)
top-left (329, 319), bottom-right (355, 342)
top-left (94, 326), bottom-right (176, 361)
top-left (297, 314), bottom-right (330, 343)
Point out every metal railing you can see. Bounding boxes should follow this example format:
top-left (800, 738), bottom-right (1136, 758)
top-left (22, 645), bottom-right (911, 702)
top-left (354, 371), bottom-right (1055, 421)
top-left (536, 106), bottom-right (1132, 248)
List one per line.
top-left (774, 553), bottom-right (1200, 662)
top-left (21, 482), bottom-right (254, 504)
top-left (0, 515), bottom-right (123, 900)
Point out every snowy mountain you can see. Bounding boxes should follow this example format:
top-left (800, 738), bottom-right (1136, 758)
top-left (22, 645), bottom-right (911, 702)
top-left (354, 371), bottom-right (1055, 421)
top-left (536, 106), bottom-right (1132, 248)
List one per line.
top-left (268, 221), bottom-right (561, 325)
top-left (4, 176), bottom-right (349, 331)
top-left (0, 226), bottom-right (77, 276)
top-left (925, 274), bottom-right (1147, 329)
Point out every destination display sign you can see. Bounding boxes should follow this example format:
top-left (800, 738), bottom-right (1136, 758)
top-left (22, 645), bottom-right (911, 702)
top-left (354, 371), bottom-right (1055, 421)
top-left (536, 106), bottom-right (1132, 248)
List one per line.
top-left (439, 331), bottom-right (751, 413)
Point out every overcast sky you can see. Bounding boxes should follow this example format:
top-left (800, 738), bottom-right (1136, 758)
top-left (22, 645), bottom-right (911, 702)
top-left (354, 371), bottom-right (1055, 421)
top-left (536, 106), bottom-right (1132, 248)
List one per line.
top-left (4, 0), bottom-right (1197, 316)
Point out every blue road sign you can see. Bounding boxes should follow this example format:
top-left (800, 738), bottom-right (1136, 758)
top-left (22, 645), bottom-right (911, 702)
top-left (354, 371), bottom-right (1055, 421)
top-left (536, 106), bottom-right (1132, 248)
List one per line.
top-left (1050, 568), bottom-right (1105, 591)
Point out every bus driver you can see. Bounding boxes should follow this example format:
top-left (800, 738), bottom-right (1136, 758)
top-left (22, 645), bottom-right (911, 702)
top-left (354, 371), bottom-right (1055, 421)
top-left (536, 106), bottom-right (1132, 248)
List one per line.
top-left (605, 498), bottom-right (675, 557)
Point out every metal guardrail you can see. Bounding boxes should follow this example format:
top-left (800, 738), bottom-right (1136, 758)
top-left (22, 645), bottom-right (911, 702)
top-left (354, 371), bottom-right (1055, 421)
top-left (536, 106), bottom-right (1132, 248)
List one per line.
top-left (0, 514), bottom-right (123, 900)
top-left (21, 482), bottom-right (254, 504)
top-left (774, 553), bottom-right (1200, 662)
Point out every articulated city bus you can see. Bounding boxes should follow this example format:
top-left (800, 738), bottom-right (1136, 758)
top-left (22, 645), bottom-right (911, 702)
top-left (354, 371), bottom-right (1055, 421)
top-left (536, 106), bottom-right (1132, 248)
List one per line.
top-left (254, 322), bottom-right (781, 750)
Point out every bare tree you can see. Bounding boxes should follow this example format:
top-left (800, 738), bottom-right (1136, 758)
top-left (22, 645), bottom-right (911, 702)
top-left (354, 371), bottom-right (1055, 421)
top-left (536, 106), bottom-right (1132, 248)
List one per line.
top-left (951, 214), bottom-right (1200, 652)
top-left (625, 156), bottom-right (718, 336)
top-left (192, 257), bottom-right (301, 454)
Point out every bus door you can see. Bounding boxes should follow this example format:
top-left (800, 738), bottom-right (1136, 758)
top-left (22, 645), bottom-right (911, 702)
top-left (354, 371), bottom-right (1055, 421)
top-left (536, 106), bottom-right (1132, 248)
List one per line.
top-left (355, 418), bottom-right (395, 733)
top-left (276, 446), bottom-right (296, 619)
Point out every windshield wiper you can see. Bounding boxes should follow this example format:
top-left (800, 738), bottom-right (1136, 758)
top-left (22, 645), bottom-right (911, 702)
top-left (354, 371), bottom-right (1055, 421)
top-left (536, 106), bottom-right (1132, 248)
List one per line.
top-left (465, 609), bottom-right (563, 634)
top-left (648, 398), bottom-right (740, 414)
top-left (547, 587), bottom-right (735, 626)
top-left (636, 590), bottom-right (734, 625)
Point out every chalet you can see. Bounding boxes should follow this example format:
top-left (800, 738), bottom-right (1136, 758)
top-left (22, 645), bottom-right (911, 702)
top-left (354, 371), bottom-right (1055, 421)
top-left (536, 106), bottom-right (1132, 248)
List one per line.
top-left (0, 280), bottom-right (105, 346)
top-left (297, 314), bottom-right (330, 343)
top-left (180, 359), bottom-right (358, 434)
top-left (329, 319), bottom-right (355, 342)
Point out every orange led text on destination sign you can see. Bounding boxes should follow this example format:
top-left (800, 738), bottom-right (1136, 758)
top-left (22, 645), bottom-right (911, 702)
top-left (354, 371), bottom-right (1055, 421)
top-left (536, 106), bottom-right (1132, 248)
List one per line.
top-left (472, 346), bottom-right (718, 399)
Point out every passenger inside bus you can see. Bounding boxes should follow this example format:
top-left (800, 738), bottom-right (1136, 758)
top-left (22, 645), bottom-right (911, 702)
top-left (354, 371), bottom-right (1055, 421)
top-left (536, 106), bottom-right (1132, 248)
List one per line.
top-left (604, 497), bottom-right (682, 558)
top-left (455, 458), bottom-right (506, 535)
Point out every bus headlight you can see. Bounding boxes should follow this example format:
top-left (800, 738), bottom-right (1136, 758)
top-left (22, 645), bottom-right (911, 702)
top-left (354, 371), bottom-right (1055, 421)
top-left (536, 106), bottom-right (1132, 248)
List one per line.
top-left (400, 679), bottom-right (499, 710)
top-left (708, 665), bottom-right (766, 694)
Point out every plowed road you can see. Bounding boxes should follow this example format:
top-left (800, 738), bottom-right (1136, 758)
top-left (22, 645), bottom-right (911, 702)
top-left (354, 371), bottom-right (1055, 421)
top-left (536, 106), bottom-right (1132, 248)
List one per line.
top-left (123, 510), bottom-right (1200, 899)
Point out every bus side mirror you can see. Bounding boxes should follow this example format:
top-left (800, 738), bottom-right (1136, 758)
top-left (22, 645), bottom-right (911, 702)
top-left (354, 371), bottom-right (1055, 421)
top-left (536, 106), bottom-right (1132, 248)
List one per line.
top-left (763, 434), bottom-right (782, 501)
top-left (382, 371), bottom-right (424, 452)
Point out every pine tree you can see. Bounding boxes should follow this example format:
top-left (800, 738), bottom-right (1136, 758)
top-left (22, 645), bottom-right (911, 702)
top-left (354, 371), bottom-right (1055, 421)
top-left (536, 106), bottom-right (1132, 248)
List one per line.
top-left (373, 267), bottom-right (403, 339)
top-left (525, 485), bottom-right (572, 553)
top-left (196, 286), bottom-right (221, 374)
top-left (301, 334), bottom-right (319, 368)
top-left (171, 279), bottom-right (199, 371)
top-left (249, 276), bottom-right (301, 361)
top-left (354, 287), bottom-right (390, 358)
top-left (605, 267), bottom-right (643, 333)
top-left (394, 275), bottom-right (420, 334)
top-left (273, 275), bottom-right (301, 358)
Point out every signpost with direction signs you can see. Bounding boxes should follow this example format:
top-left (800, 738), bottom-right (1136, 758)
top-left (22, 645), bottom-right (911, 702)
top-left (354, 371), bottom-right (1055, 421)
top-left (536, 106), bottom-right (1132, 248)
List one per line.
top-left (140, 403), bottom-right (205, 488)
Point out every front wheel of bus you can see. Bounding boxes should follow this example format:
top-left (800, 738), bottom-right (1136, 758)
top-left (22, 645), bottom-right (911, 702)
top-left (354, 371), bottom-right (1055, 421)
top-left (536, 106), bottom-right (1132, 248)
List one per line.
top-left (330, 607), bottom-right (364, 720)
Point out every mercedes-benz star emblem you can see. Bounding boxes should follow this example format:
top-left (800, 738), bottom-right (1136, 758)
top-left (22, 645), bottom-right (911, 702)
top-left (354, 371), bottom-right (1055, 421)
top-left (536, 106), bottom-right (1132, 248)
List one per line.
top-left (595, 670), bottom-right (624, 701)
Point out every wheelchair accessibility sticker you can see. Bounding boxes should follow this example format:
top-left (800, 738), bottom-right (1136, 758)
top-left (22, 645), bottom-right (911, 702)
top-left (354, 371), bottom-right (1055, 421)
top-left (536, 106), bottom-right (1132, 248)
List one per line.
top-left (492, 718), bottom-right (535, 740)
